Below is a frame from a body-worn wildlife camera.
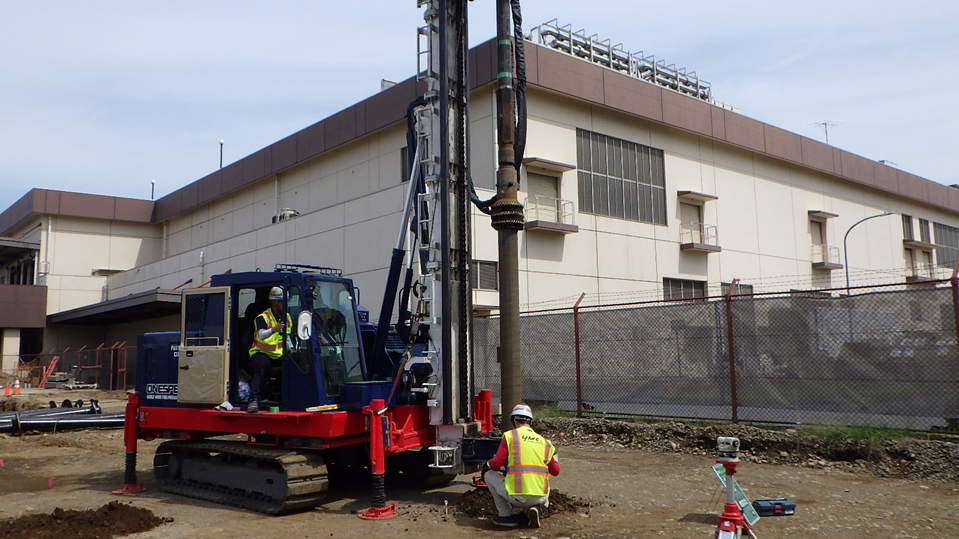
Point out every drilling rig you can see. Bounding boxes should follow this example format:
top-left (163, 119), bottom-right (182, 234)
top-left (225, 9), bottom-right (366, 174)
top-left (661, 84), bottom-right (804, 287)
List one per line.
top-left (114, 0), bottom-right (528, 517)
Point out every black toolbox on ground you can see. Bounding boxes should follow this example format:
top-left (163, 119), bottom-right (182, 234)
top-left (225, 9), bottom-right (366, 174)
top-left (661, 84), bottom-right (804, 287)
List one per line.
top-left (751, 498), bottom-right (795, 516)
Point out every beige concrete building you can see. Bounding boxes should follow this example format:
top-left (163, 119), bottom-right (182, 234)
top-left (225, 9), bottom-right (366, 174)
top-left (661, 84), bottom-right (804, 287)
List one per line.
top-left (3, 37), bottom-right (959, 367)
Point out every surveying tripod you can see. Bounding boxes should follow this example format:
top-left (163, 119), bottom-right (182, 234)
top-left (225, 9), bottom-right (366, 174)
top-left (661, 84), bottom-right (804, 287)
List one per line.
top-left (715, 437), bottom-right (757, 539)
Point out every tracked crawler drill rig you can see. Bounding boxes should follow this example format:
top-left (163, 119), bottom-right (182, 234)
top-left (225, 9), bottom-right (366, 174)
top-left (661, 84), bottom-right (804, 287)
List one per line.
top-left (114, 0), bottom-right (529, 517)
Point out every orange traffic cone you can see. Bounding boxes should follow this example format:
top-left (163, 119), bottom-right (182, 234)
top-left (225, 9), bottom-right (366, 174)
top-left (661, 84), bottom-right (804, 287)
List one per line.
top-left (3, 384), bottom-right (9, 396)
top-left (13, 378), bottom-right (20, 395)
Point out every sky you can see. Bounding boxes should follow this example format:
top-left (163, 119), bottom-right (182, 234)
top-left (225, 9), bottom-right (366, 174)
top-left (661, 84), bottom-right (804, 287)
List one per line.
top-left (2, 1), bottom-right (958, 214)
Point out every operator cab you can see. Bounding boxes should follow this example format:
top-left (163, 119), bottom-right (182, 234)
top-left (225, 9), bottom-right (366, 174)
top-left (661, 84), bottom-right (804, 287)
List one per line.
top-left (229, 267), bottom-right (366, 411)
top-left (137, 264), bottom-right (433, 413)
top-left (166, 265), bottom-right (367, 411)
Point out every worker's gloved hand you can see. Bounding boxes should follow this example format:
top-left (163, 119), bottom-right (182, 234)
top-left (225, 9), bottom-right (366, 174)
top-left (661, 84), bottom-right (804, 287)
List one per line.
top-left (481, 460), bottom-right (491, 476)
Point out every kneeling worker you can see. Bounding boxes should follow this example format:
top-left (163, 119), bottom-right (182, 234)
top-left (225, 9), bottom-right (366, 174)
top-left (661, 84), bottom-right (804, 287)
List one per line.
top-left (483, 403), bottom-right (561, 528)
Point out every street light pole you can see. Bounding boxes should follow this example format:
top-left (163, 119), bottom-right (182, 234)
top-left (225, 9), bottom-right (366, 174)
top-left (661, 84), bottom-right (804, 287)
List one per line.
top-left (219, 140), bottom-right (224, 169)
top-left (843, 211), bottom-right (894, 294)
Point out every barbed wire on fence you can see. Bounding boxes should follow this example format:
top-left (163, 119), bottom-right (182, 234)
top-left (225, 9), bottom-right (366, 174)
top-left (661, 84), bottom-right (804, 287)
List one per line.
top-left (519, 265), bottom-right (956, 312)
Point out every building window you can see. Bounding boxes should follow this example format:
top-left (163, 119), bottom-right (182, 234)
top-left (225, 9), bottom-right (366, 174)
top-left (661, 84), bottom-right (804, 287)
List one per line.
top-left (470, 260), bottom-right (498, 290)
top-left (576, 129), bottom-right (666, 224)
top-left (680, 202), bottom-right (703, 242)
top-left (934, 222), bottom-right (959, 267)
top-left (663, 278), bottom-right (706, 301)
top-left (902, 214), bottom-right (914, 240)
top-left (811, 219), bottom-right (825, 246)
top-left (400, 146), bottom-right (410, 183)
top-left (919, 218), bottom-right (931, 243)
top-left (525, 171), bottom-right (565, 224)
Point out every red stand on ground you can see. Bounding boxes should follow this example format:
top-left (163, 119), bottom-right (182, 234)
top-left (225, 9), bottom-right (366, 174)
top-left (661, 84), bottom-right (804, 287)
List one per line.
top-left (358, 504), bottom-right (398, 520)
top-left (358, 398), bottom-right (398, 520)
top-left (717, 502), bottom-right (747, 534)
top-left (114, 394), bottom-right (145, 496)
top-left (715, 459), bottom-right (752, 537)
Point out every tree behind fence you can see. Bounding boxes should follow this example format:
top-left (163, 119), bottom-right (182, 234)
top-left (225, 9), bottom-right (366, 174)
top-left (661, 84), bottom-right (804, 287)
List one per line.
top-left (474, 282), bottom-right (959, 430)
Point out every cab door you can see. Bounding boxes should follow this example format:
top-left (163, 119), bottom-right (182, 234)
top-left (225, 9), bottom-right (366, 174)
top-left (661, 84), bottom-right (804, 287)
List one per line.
top-left (178, 286), bottom-right (231, 404)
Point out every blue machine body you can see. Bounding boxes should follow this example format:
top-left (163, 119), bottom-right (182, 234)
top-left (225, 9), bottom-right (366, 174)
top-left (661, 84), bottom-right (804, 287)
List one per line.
top-left (136, 332), bottom-right (182, 405)
top-left (133, 267), bottom-right (425, 413)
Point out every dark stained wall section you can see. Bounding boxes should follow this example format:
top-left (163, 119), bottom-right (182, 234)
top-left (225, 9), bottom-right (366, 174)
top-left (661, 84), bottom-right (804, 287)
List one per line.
top-left (0, 284), bottom-right (47, 327)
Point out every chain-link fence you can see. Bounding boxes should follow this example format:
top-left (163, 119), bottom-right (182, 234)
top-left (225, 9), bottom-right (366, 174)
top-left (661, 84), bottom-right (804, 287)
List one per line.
top-left (11, 345), bottom-right (132, 390)
top-left (474, 281), bottom-right (959, 430)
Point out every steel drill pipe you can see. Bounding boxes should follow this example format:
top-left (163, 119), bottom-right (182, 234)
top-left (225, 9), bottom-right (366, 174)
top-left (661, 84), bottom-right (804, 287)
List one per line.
top-left (492, 0), bottom-right (524, 431)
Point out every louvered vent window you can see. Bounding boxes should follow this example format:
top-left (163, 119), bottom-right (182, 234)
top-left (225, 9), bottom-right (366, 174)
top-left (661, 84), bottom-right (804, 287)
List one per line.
top-left (470, 260), bottom-right (499, 290)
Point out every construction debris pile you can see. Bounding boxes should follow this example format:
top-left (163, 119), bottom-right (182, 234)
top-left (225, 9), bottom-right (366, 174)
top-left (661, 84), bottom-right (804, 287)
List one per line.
top-left (536, 417), bottom-right (959, 482)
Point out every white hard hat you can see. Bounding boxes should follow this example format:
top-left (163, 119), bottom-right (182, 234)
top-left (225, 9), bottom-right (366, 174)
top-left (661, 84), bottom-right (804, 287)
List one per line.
top-left (510, 403), bottom-right (533, 421)
top-left (269, 286), bottom-right (284, 300)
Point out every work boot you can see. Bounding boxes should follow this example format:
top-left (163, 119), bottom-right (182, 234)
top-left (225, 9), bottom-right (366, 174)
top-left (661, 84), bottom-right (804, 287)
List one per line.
top-left (526, 506), bottom-right (541, 528)
top-left (492, 514), bottom-right (523, 527)
top-left (247, 400), bottom-right (259, 413)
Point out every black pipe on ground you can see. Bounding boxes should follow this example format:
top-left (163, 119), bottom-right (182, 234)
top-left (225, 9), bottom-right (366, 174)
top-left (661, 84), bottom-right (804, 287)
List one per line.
top-left (0, 403), bottom-right (100, 421)
top-left (0, 412), bottom-right (123, 434)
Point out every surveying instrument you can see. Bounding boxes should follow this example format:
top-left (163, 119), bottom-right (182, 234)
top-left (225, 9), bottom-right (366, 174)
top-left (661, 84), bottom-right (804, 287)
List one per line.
top-left (715, 437), bottom-right (757, 539)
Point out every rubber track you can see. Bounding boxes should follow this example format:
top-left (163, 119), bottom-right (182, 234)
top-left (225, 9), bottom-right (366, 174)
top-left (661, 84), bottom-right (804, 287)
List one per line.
top-left (154, 440), bottom-right (329, 515)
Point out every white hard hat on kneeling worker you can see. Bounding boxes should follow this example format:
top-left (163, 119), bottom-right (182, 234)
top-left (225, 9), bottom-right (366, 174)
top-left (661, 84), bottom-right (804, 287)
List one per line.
top-left (510, 403), bottom-right (533, 421)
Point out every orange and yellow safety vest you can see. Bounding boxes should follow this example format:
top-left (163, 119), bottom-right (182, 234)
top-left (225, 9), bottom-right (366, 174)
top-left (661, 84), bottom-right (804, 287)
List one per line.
top-left (503, 425), bottom-right (556, 497)
top-left (249, 309), bottom-right (292, 360)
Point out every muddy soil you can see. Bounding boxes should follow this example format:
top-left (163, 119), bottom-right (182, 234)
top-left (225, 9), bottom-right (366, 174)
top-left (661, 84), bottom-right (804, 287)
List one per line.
top-left (1, 391), bottom-right (958, 538)
top-left (0, 501), bottom-right (168, 539)
top-left (453, 488), bottom-right (587, 519)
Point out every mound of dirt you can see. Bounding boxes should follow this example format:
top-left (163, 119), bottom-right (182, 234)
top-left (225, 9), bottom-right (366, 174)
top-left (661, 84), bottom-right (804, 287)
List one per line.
top-left (0, 501), bottom-right (169, 539)
top-left (453, 488), bottom-right (588, 518)
top-left (535, 417), bottom-right (959, 482)
top-left (0, 400), bottom-right (49, 412)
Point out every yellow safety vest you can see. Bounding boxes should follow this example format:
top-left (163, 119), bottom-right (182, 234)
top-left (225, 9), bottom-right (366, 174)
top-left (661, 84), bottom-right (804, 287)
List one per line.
top-left (504, 425), bottom-right (556, 497)
top-left (249, 309), bottom-right (292, 360)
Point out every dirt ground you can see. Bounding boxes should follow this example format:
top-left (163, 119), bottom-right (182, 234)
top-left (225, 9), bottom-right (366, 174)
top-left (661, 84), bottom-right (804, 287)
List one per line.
top-left (1, 390), bottom-right (958, 539)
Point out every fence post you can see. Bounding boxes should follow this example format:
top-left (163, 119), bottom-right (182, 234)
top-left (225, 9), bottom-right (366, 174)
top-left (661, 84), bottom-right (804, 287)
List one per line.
top-left (724, 280), bottom-right (740, 424)
top-left (951, 261), bottom-right (959, 361)
top-left (573, 293), bottom-right (586, 418)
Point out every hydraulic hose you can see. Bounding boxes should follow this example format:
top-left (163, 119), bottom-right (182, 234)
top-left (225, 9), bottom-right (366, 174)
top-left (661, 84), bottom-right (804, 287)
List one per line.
top-left (511, 0), bottom-right (527, 173)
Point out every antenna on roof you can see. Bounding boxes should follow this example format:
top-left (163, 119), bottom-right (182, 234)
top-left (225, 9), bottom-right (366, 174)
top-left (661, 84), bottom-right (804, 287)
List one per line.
top-left (813, 121), bottom-right (839, 145)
